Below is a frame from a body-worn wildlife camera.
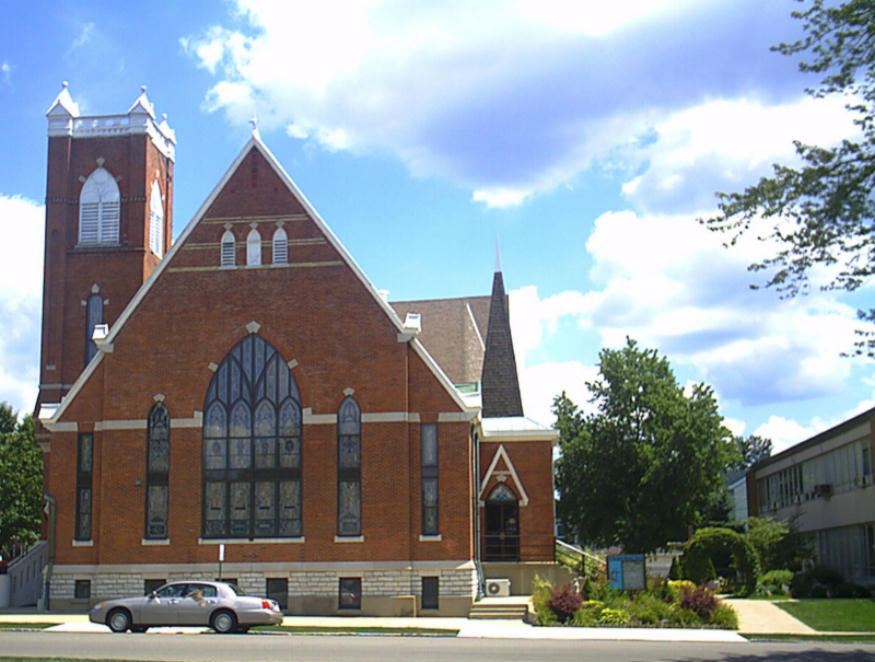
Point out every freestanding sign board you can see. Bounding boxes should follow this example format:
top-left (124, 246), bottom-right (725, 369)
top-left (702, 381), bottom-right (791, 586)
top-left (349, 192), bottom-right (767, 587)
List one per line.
top-left (607, 554), bottom-right (646, 590)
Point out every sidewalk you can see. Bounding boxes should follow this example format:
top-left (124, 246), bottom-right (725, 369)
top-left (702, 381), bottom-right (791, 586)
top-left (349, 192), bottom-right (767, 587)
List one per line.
top-left (0, 599), bottom-right (849, 642)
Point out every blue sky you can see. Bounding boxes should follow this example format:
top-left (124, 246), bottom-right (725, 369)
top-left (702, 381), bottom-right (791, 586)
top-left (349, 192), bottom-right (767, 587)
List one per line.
top-left (1, 0), bottom-right (872, 453)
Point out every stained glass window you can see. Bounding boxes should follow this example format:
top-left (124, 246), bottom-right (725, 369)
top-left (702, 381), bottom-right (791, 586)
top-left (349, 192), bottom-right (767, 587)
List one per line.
top-left (202, 334), bottom-right (302, 538)
top-left (337, 397), bottom-right (361, 536)
top-left (421, 423), bottom-right (438, 535)
top-left (75, 433), bottom-right (93, 540)
top-left (145, 403), bottom-right (170, 539)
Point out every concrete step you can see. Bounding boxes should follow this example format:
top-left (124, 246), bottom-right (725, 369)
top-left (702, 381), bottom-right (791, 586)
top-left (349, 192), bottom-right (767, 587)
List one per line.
top-left (468, 599), bottom-right (529, 621)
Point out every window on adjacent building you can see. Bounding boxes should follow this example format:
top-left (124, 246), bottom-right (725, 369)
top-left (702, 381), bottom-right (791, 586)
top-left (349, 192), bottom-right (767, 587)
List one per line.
top-left (337, 397), bottom-right (361, 537)
top-left (79, 167), bottom-right (120, 245)
top-left (247, 229), bottom-right (261, 266)
top-left (75, 433), bottom-right (93, 541)
top-left (421, 576), bottom-right (439, 610)
top-left (421, 423), bottom-right (438, 535)
top-left (74, 580), bottom-right (91, 600)
top-left (145, 403), bottom-right (170, 539)
top-left (338, 577), bottom-right (361, 610)
top-left (220, 231), bottom-right (235, 267)
top-left (84, 292), bottom-right (103, 366)
top-left (266, 578), bottom-right (288, 611)
top-left (272, 228), bottom-right (288, 265)
top-left (202, 334), bottom-right (302, 538)
top-left (149, 180), bottom-right (164, 257)
top-left (144, 579), bottom-right (166, 595)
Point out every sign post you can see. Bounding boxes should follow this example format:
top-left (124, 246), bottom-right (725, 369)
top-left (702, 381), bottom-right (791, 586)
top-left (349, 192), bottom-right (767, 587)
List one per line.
top-left (218, 543), bottom-right (225, 580)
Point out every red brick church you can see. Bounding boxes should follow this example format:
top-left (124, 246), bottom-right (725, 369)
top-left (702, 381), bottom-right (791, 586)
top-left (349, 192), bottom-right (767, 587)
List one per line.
top-left (36, 85), bottom-right (560, 615)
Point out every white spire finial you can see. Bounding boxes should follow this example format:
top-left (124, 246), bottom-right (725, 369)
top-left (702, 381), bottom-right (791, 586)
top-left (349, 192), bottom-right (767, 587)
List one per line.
top-left (62, 81), bottom-right (69, 89)
top-left (141, 85), bottom-right (147, 93)
top-left (250, 115), bottom-right (258, 132)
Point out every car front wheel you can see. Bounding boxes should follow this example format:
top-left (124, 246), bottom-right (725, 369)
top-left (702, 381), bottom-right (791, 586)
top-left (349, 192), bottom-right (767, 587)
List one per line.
top-left (211, 609), bottom-right (237, 634)
top-left (107, 608), bottom-right (132, 633)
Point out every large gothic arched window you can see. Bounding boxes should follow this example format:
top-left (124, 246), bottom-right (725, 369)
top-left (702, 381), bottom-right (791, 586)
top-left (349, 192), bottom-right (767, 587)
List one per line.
top-left (202, 334), bottom-right (302, 539)
top-left (79, 167), bottom-right (120, 245)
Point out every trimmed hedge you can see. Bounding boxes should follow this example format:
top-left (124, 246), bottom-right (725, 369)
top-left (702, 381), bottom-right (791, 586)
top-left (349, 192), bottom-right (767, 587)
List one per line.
top-left (683, 527), bottom-right (759, 595)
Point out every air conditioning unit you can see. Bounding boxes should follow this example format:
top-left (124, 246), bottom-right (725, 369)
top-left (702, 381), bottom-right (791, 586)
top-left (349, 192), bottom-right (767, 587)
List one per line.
top-left (485, 579), bottom-right (511, 597)
top-left (813, 483), bottom-right (833, 498)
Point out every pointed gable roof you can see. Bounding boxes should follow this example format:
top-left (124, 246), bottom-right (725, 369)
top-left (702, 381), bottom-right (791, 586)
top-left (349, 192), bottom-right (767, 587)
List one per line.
top-left (43, 132), bottom-right (475, 426)
top-left (480, 270), bottom-right (524, 418)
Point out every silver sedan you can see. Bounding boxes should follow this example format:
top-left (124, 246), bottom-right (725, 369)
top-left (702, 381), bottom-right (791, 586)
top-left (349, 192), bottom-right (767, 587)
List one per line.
top-left (89, 580), bottom-right (283, 633)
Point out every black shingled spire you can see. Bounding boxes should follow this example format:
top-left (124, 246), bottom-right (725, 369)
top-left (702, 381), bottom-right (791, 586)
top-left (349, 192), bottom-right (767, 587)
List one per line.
top-left (480, 269), bottom-right (524, 418)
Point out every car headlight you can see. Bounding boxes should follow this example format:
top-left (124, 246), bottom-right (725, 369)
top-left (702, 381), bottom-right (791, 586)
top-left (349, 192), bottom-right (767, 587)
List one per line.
top-left (92, 603), bottom-right (104, 611)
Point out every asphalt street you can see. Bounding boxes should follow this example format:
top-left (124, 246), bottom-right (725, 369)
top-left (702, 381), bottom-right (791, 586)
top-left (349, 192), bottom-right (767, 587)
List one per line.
top-left (1, 631), bottom-right (874, 662)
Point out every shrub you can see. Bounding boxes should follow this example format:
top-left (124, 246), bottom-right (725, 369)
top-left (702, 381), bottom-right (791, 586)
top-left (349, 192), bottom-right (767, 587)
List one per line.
top-left (531, 575), bottom-right (558, 625)
top-left (678, 585), bottom-right (719, 619)
top-left (667, 580), bottom-right (696, 602)
top-left (547, 583), bottom-right (583, 623)
top-left (684, 527), bottom-right (760, 594)
top-left (598, 607), bottom-right (631, 626)
top-left (709, 603), bottom-right (739, 630)
top-left (571, 600), bottom-right (603, 627)
top-left (672, 607), bottom-right (702, 626)
top-left (582, 573), bottom-right (611, 601)
top-left (668, 555), bottom-right (684, 580)
top-left (758, 569), bottom-right (793, 595)
top-left (625, 592), bottom-right (675, 626)
top-left (811, 584), bottom-right (829, 599)
top-left (790, 570), bottom-right (813, 598)
top-left (810, 565), bottom-right (844, 588)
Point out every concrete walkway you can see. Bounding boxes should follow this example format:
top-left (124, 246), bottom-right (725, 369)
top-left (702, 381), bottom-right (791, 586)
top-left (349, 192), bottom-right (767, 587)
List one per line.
top-left (722, 598), bottom-right (819, 636)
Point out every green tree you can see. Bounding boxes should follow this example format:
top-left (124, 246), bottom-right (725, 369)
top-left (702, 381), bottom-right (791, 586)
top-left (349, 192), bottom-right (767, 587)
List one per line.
top-left (554, 339), bottom-right (738, 553)
top-left (0, 405), bottom-right (44, 554)
top-left (744, 515), bottom-right (812, 572)
top-left (703, 0), bottom-right (875, 351)
top-left (733, 434), bottom-right (773, 470)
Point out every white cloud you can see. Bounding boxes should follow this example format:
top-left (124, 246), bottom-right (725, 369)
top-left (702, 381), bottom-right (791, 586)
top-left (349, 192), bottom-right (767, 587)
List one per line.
top-left (71, 22), bottom-right (95, 51)
top-left (754, 415), bottom-right (829, 455)
top-left (622, 95), bottom-right (859, 214)
top-left (0, 195), bottom-right (44, 416)
top-left (182, 0), bottom-right (806, 206)
top-left (507, 206), bottom-right (870, 428)
top-left (1, 61), bottom-right (11, 84)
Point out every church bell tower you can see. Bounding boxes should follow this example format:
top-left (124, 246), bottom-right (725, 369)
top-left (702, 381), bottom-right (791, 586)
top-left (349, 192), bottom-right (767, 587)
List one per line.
top-left (36, 84), bottom-right (176, 421)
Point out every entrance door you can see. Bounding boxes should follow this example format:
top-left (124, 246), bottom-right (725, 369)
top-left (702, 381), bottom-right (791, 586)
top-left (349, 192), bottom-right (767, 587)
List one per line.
top-left (484, 484), bottom-right (519, 561)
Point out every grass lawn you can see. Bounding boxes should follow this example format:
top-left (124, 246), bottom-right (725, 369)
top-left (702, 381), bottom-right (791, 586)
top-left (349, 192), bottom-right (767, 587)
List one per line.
top-left (777, 599), bottom-right (875, 632)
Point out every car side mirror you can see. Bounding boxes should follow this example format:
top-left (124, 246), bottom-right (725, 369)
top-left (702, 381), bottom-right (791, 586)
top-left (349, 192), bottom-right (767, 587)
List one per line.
top-left (149, 591), bottom-right (157, 600)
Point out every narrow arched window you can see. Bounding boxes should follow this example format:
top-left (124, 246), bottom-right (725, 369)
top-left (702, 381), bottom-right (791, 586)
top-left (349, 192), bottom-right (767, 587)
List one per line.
top-left (220, 231), bottom-right (235, 267)
top-left (149, 180), bottom-right (164, 257)
top-left (202, 334), bottom-right (302, 539)
top-left (79, 167), bottom-right (120, 245)
top-left (272, 227), bottom-right (288, 265)
top-left (247, 229), bottom-right (262, 266)
top-left (146, 403), bottom-right (170, 539)
top-left (85, 292), bottom-right (103, 366)
top-left (337, 397), bottom-right (361, 537)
